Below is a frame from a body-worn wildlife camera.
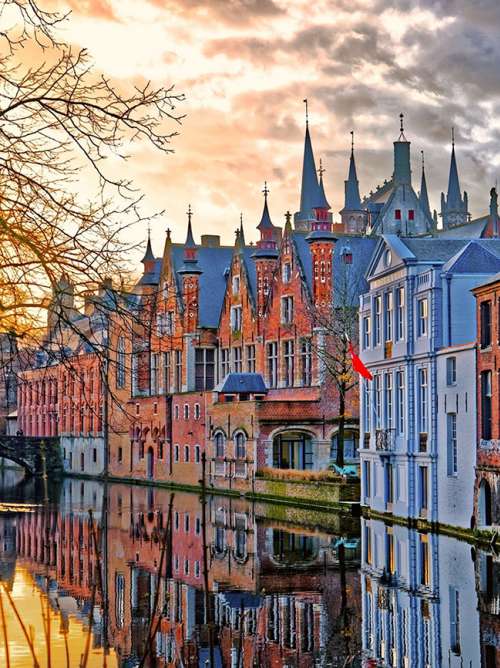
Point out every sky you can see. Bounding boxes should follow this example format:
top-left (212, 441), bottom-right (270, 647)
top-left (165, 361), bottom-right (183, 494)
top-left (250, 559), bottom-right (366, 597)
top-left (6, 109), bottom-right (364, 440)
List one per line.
top-left (50, 0), bottom-right (500, 256)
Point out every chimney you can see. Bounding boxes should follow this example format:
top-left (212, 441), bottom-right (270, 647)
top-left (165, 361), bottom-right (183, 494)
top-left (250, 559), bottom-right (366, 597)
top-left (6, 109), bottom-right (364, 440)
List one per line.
top-left (201, 235), bottom-right (220, 248)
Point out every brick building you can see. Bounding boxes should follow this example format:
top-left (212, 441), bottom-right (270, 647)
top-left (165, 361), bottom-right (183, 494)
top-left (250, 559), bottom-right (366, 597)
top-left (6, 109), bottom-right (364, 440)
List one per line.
top-left (473, 274), bottom-right (500, 527)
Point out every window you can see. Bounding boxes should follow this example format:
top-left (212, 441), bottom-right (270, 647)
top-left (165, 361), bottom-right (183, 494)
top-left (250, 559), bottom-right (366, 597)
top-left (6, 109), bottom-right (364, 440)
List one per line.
top-left (363, 461), bottom-right (371, 499)
top-left (195, 348), bottom-right (215, 391)
top-left (384, 373), bottom-right (393, 429)
top-left (194, 561), bottom-right (200, 578)
top-left (267, 342), bottom-right (278, 387)
top-left (394, 209), bottom-right (401, 220)
top-left (375, 375), bottom-right (382, 428)
top-left (174, 511), bottom-right (179, 530)
top-left (447, 413), bottom-right (457, 476)
top-left (418, 368), bottom-right (428, 435)
top-left (232, 347), bottom-right (242, 373)
top-left (374, 296), bottom-right (381, 346)
top-left (163, 351), bottom-right (171, 393)
top-left (396, 371), bottom-right (405, 434)
top-left (384, 292), bottom-right (393, 341)
top-left (93, 448), bottom-right (97, 463)
top-left (408, 209), bottom-right (415, 221)
top-left (194, 403), bottom-right (200, 420)
top-left (80, 452), bottom-right (85, 472)
top-left (420, 534), bottom-right (429, 584)
top-left (281, 296), bottom-right (293, 325)
top-left (230, 306), bottom-right (242, 332)
top-left (174, 445), bottom-right (179, 462)
top-left (115, 573), bottom-right (125, 628)
top-left (283, 340), bottom-right (294, 387)
top-left (449, 587), bottom-right (461, 655)
top-left (184, 560), bottom-right (189, 576)
top-left (480, 301), bottom-right (492, 348)
top-left (481, 370), bottom-right (492, 440)
top-left (183, 404), bottom-right (189, 420)
top-left (363, 316), bottom-right (371, 350)
top-left (246, 345), bottom-right (256, 373)
top-left (363, 379), bottom-right (370, 434)
top-left (195, 445), bottom-right (200, 463)
top-left (215, 432), bottom-right (225, 458)
top-left (116, 337), bottom-right (126, 388)
top-left (232, 275), bottom-right (240, 295)
top-left (184, 514), bottom-right (190, 532)
top-left (151, 352), bottom-right (159, 395)
top-left (174, 350), bottom-right (182, 392)
top-left (184, 444), bottom-right (189, 461)
top-left (221, 348), bottom-right (230, 378)
top-left (386, 463), bottom-right (393, 504)
top-left (446, 357), bottom-right (456, 385)
top-left (301, 339), bottom-right (312, 386)
top-left (396, 287), bottom-right (404, 340)
top-left (282, 262), bottom-right (292, 283)
top-left (418, 298), bottom-right (428, 337)
top-left (235, 432), bottom-right (246, 459)
top-left (174, 404), bottom-right (179, 420)
top-left (420, 467), bottom-right (428, 513)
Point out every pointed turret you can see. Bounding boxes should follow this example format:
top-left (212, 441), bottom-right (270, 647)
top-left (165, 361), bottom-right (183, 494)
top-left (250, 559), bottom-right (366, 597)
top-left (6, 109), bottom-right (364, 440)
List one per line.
top-left (294, 100), bottom-right (321, 231)
top-left (419, 150), bottom-right (432, 221)
top-left (339, 131), bottom-right (367, 234)
top-left (142, 228), bottom-right (155, 265)
top-left (254, 182), bottom-right (279, 256)
top-left (440, 128), bottom-right (470, 229)
top-left (178, 205), bottom-right (202, 275)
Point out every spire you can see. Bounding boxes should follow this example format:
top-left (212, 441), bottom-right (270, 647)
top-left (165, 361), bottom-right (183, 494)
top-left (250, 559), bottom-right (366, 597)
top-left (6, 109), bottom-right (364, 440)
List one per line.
top-left (178, 205), bottom-right (202, 274)
top-left (393, 112), bottom-right (411, 185)
top-left (446, 128), bottom-right (462, 210)
top-left (314, 159), bottom-right (330, 210)
top-left (295, 110), bottom-right (320, 225)
top-left (141, 225), bottom-right (155, 264)
top-left (419, 150), bottom-right (432, 220)
top-left (239, 212), bottom-right (246, 246)
top-left (257, 181), bottom-right (274, 230)
top-left (489, 187), bottom-right (499, 237)
top-left (342, 131), bottom-right (362, 211)
top-left (284, 210), bottom-right (293, 236)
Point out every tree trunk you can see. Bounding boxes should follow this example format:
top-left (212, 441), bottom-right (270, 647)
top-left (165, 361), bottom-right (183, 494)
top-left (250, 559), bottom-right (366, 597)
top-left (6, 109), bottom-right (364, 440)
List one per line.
top-left (336, 388), bottom-right (345, 468)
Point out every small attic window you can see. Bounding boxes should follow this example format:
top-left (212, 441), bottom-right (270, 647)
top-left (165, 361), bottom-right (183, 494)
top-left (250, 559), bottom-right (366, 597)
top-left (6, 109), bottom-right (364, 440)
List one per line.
top-left (342, 248), bottom-right (353, 265)
top-left (408, 209), bottom-right (415, 221)
top-left (395, 209), bottom-right (402, 220)
top-left (232, 275), bottom-right (240, 295)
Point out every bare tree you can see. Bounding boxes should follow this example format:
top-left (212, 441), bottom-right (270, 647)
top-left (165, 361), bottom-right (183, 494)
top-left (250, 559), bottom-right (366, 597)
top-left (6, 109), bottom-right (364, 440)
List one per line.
top-left (0, 0), bottom-right (184, 340)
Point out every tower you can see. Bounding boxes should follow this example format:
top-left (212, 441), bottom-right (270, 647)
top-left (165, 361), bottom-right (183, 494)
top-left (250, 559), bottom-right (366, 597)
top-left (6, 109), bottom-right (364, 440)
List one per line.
top-left (339, 131), bottom-right (367, 234)
top-left (440, 128), bottom-right (470, 229)
top-left (252, 183), bottom-right (279, 320)
top-left (177, 205), bottom-right (203, 333)
top-left (294, 100), bottom-right (322, 232)
top-left (306, 192), bottom-right (337, 311)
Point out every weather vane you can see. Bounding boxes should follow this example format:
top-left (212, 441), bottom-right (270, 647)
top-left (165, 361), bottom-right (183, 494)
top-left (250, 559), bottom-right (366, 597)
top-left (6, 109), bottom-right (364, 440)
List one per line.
top-left (262, 181), bottom-right (269, 200)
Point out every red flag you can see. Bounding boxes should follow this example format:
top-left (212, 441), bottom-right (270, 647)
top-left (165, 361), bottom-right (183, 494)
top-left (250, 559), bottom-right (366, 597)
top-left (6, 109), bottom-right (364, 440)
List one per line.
top-left (348, 341), bottom-right (373, 381)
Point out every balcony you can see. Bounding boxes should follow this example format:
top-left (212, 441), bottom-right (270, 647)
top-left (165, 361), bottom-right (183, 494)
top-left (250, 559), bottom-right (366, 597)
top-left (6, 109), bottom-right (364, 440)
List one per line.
top-left (375, 429), bottom-right (395, 452)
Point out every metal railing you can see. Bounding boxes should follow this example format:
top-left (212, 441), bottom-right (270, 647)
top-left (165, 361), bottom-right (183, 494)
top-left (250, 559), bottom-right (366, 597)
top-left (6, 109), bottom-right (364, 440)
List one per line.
top-left (375, 428), bottom-right (396, 452)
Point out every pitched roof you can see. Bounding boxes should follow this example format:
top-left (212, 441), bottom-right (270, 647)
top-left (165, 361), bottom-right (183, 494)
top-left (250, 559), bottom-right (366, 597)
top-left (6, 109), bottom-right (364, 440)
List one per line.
top-left (295, 124), bottom-right (320, 221)
top-left (435, 215), bottom-right (489, 239)
top-left (342, 149), bottom-right (362, 211)
top-left (442, 241), bottom-right (500, 273)
top-left (215, 373), bottom-right (268, 394)
top-left (446, 144), bottom-right (463, 210)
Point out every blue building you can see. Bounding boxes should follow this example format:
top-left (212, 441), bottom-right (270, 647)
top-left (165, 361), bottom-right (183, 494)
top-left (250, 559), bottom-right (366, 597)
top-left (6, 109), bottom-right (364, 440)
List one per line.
top-left (359, 235), bottom-right (500, 527)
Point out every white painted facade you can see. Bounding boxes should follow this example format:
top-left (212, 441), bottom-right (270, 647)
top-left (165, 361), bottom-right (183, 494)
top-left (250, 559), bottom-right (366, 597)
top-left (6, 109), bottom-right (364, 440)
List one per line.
top-left (436, 344), bottom-right (476, 529)
top-left (62, 435), bottom-right (105, 476)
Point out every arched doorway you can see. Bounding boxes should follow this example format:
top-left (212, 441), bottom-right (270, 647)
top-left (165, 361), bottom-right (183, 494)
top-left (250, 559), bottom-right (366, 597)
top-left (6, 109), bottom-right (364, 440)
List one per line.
top-left (331, 428), bottom-right (359, 463)
top-left (272, 432), bottom-right (313, 470)
top-left (147, 447), bottom-right (154, 480)
top-left (479, 479), bottom-right (492, 527)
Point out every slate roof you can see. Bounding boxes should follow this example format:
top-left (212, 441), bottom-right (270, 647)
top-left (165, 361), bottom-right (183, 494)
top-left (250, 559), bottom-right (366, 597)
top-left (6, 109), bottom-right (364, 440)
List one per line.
top-left (292, 232), bottom-right (377, 306)
top-left (435, 216), bottom-right (489, 239)
top-left (442, 241), bottom-right (500, 274)
top-left (401, 238), bottom-right (470, 263)
top-left (215, 373), bottom-right (268, 394)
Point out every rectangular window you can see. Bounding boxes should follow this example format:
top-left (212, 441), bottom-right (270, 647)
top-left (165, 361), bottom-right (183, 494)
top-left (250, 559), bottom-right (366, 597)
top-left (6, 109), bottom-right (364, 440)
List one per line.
top-left (446, 357), bottom-right (456, 386)
top-left (150, 352), bottom-right (159, 395)
top-left (174, 350), bottom-right (182, 392)
top-left (395, 209), bottom-right (401, 220)
top-left (283, 340), bottom-right (295, 387)
top-left (375, 375), bottom-right (382, 428)
top-left (418, 298), bottom-right (428, 337)
top-left (384, 292), bottom-right (393, 342)
top-left (363, 460), bottom-right (371, 499)
top-left (363, 379), bottom-right (370, 434)
top-left (184, 404), bottom-right (189, 420)
top-left (396, 287), bottom-right (405, 340)
top-left (174, 445), bottom-right (179, 462)
top-left (374, 296), bottom-right (381, 346)
top-left (221, 348), bottom-right (230, 378)
top-left (396, 370), bottom-right (404, 435)
top-left (301, 339), bottom-right (312, 386)
top-left (481, 370), bottom-right (492, 440)
top-left (164, 351), bottom-right (171, 393)
top-left (419, 466), bottom-right (428, 513)
top-left (232, 275), bottom-right (240, 295)
top-left (184, 514), bottom-right (190, 532)
top-left (363, 316), bottom-right (371, 350)
top-left (267, 342), bottom-right (278, 387)
top-left (230, 305), bottom-right (242, 332)
top-left (408, 209), bottom-right (415, 221)
top-left (282, 262), bottom-right (292, 283)
top-left (195, 348), bottom-right (215, 391)
top-left (418, 368), bottom-right (428, 435)
top-left (384, 372), bottom-right (393, 429)
top-left (246, 344), bottom-right (256, 373)
top-left (195, 445), bottom-right (200, 463)
top-left (116, 338), bottom-right (126, 388)
top-left (480, 301), bottom-right (492, 348)
top-left (232, 346), bottom-right (242, 373)
top-left (449, 587), bottom-right (461, 654)
top-left (447, 413), bottom-right (457, 476)
top-left (386, 463), bottom-right (393, 504)
top-left (118, 447), bottom-right (123, 463)
top-left (281, 296), bottom-right (294, 325)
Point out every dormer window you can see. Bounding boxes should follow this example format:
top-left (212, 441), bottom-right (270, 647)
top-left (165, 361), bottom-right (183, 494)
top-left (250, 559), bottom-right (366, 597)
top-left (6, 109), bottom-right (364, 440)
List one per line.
top-left (232, 275), bottom-right (240, 295)
top-left (395, 209), bottom-right (402, 220)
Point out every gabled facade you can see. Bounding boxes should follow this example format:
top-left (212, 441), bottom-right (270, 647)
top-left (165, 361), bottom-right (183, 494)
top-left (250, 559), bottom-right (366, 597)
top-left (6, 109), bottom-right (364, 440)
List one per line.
top-left (359, 236), bottom-right (500, 527)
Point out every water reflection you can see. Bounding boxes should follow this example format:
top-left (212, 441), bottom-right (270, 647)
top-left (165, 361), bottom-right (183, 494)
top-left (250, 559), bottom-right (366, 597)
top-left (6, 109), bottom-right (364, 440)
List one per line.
top-left (0, 478), bottom-right (498, 667)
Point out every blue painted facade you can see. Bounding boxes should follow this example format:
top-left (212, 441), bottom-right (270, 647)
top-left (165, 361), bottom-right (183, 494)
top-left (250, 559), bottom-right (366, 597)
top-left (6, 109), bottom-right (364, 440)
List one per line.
top-left (359, 236), bottom-right (500, 525)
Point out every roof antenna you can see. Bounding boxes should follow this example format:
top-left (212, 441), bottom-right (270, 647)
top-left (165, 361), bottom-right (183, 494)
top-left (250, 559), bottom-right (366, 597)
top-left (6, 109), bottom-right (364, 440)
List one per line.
top-left (303, 98), bottom-right (308, 126)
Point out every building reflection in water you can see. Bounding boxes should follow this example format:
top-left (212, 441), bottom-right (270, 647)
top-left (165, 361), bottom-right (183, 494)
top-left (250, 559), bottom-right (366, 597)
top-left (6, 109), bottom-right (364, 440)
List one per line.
top-left (3, 478), bottom-right (500, 667)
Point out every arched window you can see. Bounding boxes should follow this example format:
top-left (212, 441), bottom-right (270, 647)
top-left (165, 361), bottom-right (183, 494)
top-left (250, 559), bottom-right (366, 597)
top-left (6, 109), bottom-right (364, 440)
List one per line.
top-left (215, 432), bottom-right (225, 459)
top-left (116, 336), bottom-right (126, 388)
top-left (235, 432), bottom-right (246, 459)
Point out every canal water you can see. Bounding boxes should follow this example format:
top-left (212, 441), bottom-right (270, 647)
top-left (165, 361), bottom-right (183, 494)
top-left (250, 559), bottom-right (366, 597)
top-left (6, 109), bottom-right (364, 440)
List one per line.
top-left (0, 469), bottom-right (497, 667)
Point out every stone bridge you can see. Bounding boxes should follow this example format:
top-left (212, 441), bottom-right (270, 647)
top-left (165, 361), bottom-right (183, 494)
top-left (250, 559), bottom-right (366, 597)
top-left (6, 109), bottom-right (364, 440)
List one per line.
top-left (0, 436), bottom-right (63, 478)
